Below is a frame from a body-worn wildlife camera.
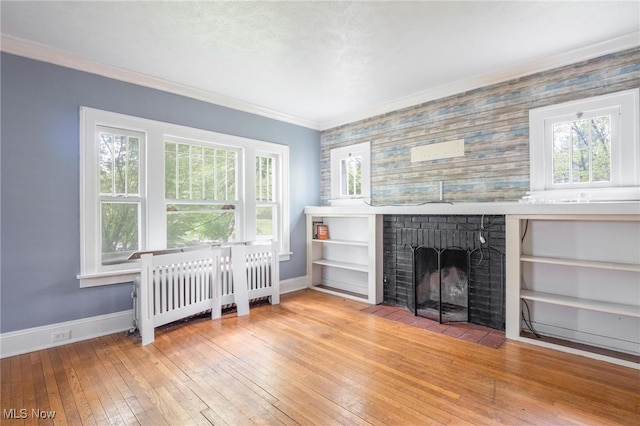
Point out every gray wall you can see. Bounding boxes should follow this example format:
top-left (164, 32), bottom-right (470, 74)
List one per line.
top-left (320, 48), bottom-right (640, 205)
top-left (0, 53), bottom-right (321, 333)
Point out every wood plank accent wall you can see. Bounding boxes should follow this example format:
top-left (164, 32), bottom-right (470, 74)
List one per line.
top-left (320, 47), bottom-right (640, 205)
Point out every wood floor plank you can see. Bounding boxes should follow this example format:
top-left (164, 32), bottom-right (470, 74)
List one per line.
top-left (2, 289), bottom-right (639, 426)
top-left (112, 334), bottom-right (188, 425)
top-left (39, 349), bottom-right (69, 425)
top-left (83, 338), bottom-right (138, 426)
top-left (29, 351), bottom-right (55, 426)
top-left (240, 312), bottom-right (466, 424)
top-left (198, 365), bottom-right (290, 425)
top-left (128, 346), bottom-right (210, 426)
top-left (88, 335), bottom-right (141, 425)
top-left (1, 358), bottom-right (12, 420)
top-left (207, 331), bottom-right (377, 424)
top-left (230, 316), bottom-right (480, 425)
top-left (200, 406), bottom-right (229, 425)
top-left (248, 302), bottom-right (482, 420)
top-left (121, 393), bottom-right (166, 426)
top-left (19, 354), bottom-right (38, 426)
top-left (183, 369), bottom-right (254, 425)
top-left (65, 342), bottom-right (114, 426)
top-left (8, 356), bottom-right (23, 421)
top-left (47, 347), bottom-right (83, 425)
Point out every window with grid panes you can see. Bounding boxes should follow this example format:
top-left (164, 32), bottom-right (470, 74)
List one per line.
top-left (98, 126), bottom-right (144, 266)
top-left (165, 139), bottom-right (239, 248)
top-left (256, 154), bottom-right (276, 240)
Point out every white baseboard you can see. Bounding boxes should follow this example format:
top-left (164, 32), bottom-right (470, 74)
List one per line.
top-left (0, 276), bottom-right (307, 359)
top-left (0, 310), bottom-right (135, 359)
top-left (280, 275), bottom-right (307, 294)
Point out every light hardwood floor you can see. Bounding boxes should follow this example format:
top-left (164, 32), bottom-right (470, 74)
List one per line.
top-left (2, 289), bottom-right (639, 425)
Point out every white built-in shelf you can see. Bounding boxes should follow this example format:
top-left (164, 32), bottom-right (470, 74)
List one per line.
top-left (520, 255), bottom-right (640, 272)
top-left (306, 212), bottom-right (382, 304)
top-left (312, 239), bottom-right (369, 247)
top-left (520, 290), bottom-right (640, 318)
top-left (312, 258), bottom-right (369, 272)
top-left (507, 214), bottom-right (640, 369)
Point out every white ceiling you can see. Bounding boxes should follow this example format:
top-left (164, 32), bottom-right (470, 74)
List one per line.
top-left (1, 1), bottom-right (639, 130)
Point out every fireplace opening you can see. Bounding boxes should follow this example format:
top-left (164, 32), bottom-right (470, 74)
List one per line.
top-left (410, 245), bottom-right (504, 328)
top-left (414, 247), bottom-right (469, 323)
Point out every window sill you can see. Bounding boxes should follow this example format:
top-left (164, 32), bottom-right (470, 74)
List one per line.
top-left (77, 269), bottom-right (140, 288)
top-left (525, 187), bottom-right (640, 204)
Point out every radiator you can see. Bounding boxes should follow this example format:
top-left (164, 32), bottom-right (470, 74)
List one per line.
top-left (135, 241), bottom-right (279, 345)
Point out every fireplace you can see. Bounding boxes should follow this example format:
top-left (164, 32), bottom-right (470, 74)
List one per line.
top-left (413, 247), bottom-right (469, 322)
top-left (383, 215), bottom-right (505, 330)
top-left (411, 244), bottom-right (504, 327)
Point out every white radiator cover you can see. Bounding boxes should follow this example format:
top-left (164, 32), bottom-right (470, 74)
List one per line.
top-left (135, 241), bottom-right (279, 345)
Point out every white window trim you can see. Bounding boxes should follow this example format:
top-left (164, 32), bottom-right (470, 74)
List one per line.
top-left (528, 89), bottom-right (639, 202)
top-left (78, 107), bottom-right (290, 287)
top-left (329, 141), bottom-right (371, 206)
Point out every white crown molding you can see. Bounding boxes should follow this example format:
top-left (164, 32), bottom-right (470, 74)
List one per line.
top-left (319, 31), bottom-right (640, 130)
top-left (3, 32), bottom-right (638, 132)
top-left (0, 35), bottom-right (321, 130)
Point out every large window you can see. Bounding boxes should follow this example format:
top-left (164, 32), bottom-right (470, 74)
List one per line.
top-left (529, 89), bottom-right (639, 202)
top-left (79, 107), bottom-right (289, 287)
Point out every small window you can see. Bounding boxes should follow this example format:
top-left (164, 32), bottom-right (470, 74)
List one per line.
top-left (340, 155), bottom-right (362, 197)
top-left (256, 154), bottom-right (277, 240)
top-left (330, 141), bottom-right (370, 204)
top-left (549, 109), bottom-right (614, 187)
top-left (529, 89), bottom-right (639, 202)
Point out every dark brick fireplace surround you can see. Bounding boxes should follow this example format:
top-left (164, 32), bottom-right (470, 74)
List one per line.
top-left (383, 215), bottom-right (506, 331)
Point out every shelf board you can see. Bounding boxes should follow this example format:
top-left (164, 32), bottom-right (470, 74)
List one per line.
top-left (311, 284), bottom-right (367, 300)
top-left (520, 290), bottom-right (640, 317)
top-left (312, 258), bottom-right (368, 272)
top-left (520, 255), bottom-right (640, 272)
top-left (312, 238), bottom-right (368, 247)
top-left (519, 331), bottom-right (640, 365)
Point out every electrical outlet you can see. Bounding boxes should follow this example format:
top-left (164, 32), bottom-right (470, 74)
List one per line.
top-left (52, 330), bottom-right (71, 343)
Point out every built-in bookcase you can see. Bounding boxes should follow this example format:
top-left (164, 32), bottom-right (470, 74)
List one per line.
top-left (506, 214), bottom-right (640, 369)
top-left (305, 212), bottom-right (382, 304)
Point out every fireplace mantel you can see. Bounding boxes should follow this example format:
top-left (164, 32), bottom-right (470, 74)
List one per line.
top-left (304, 201), bottom-right (640, 217)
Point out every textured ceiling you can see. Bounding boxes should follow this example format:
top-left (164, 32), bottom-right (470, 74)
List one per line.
top-left (1, 1), bottom-right (639, 129)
